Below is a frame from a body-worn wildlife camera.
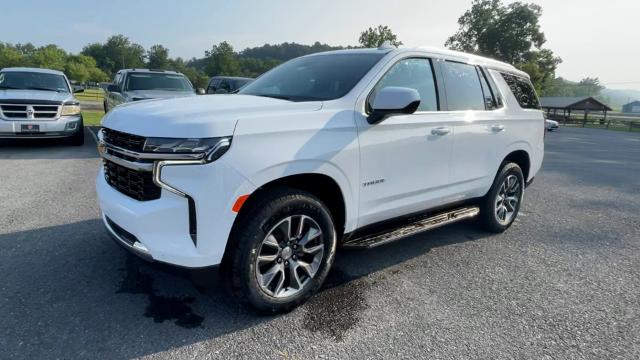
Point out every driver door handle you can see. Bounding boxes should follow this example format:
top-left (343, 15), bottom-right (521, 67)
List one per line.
top-left (491, 124), bottom-right (505, 132)
top-left (431, 127), bottom-right (451, 136)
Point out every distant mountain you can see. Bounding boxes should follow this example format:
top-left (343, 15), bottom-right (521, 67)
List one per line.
top-left (600, 88), bottom-right (640, 111)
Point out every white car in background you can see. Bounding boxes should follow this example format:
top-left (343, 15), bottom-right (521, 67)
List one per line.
top-left (97, 45), bottom-right (544, 312)
top-left (545, 118), bottom-right (559, 131)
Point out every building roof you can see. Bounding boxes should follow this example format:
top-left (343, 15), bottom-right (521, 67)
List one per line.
top-left (539, 96), bottom-right (612, 111)
top-left (0, 67), bottom-right (65, 76)
top-left (623, 100), bottom-right (640, 106)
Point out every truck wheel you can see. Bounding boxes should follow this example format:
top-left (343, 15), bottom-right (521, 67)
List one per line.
top-left (223, 187), bottom-right (337, 313)
top-left (69, 122), bottom-right (85, 146)
top-left (477, 162), bottom-right (524, 233)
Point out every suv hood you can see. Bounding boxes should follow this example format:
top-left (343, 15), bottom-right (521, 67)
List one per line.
top-left (125, 89), bottom-right (197, 101)
top-left (102, 94), bottom-right (322, 138)
top-left (0, 89), bottom-right (74, 104)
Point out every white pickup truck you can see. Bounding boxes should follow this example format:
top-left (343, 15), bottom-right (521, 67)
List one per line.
top-left (97, 45), bottom-right (544, 312)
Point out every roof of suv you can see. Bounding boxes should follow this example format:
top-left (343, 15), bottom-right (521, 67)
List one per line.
top-left (0, 67), bottom-right (66, 76)
top-left (119, 68), bottom-right (184, 75)
top-left (308, 46), bottom-right (527, 78)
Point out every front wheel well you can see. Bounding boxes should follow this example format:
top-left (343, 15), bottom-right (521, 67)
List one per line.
top-left (234, 173), bottom-right (346, 237)
top-left (502, 150), bottom-right (530, 181)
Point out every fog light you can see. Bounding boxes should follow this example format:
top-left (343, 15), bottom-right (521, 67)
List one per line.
top-left (65, 121), bottom-right (79, 131)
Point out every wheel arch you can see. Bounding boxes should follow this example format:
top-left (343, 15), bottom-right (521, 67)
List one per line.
top-left (502, 149), bottom-right (531, 181)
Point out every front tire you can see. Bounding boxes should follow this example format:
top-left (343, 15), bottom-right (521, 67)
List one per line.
top-left (478, 162), bottom-right (524, 233)
top-left (223, 187), bottom-right (337, 313)
top-left (69, 121), bottom-right (85, 146)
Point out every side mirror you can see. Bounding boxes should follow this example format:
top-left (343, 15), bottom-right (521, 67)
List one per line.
top-left (107, 84), bottom-right (120, 93)
top-left (215, 88), bottom-right (229, 94)
top-left (73, 88), bottom-right (85, 94)
top-left (368, 87), bottom-right (421, 124)
top-left (196, 88), bottom-right (206, 95)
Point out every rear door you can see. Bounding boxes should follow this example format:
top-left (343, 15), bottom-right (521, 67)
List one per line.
top-left (441, 61), bottom-right (506, 196)
top-left (356, 57), bottom-right (456, 227)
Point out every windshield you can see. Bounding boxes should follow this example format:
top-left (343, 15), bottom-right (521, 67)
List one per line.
top-left (238, 52), bottom-right (385, 101)
top-left (126, 73), bottom-right (193, 91)
top-left (0, 71), bottom-right (69, 93)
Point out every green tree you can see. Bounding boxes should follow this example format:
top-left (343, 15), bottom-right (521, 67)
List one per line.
top-left (65, 54), bottom-right (108, 83)
top-left (81, 35), bottom-right (145, 76)
top-left (30, 44), bottom-right (67, 71)
top-left (0, 43), bottom-right (25, 68)
top-left (446, 0), bottom-right (561, 92)
top-left (147, 44), bottom-right (170, 69)
top-left (358, 25), bottom-right (403, 48)
top-left (170, 57), bottom-right (209, 89)
top-left (204, 41), bottom-right (241, 76)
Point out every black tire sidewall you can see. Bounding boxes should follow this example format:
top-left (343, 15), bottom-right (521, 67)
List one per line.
top-left (230, 189), bottom-right (337, 312)
top-left (480, 162), bottom-right (524, 232)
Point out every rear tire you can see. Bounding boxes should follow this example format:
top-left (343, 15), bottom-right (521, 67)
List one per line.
top-left (222, 187), bottom-right (337, 313)
top-left (477, 162), bottom-right (524, 233)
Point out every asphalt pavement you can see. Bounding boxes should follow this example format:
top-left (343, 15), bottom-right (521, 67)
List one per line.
top-left (1, 127), bottom-right (639, 359)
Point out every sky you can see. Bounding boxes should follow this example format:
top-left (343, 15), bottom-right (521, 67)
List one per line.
top-left (2, 0), bottom-right (638, 90)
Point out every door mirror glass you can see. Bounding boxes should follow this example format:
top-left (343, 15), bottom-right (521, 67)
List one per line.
top-left (368, 86), bottom-right (420, 124)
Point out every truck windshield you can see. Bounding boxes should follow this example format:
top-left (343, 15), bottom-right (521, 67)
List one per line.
top-left (126, 73), bottom-right (193, 91)
top-left (0, 71), bottom-right (69, 93)
top-left (238, 52), bottom-right (385, 101)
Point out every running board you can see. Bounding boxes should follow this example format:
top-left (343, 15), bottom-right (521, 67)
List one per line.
top-left (342, 207), bottom-right (480, 249)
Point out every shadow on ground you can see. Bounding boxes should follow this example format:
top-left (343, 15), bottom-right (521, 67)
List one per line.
top-left (0, 128), bottom-right (98, 160)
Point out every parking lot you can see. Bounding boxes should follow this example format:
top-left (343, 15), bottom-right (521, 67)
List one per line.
top-left (1, 127), bottom-right (639, 359)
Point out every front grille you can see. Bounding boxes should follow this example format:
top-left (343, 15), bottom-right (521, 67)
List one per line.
top-left (0, 104), bottom-right (60, 120)
top-left (102, 128), bottom-right (146, 152)
top-left (103, 159), bottom-right (161, 201)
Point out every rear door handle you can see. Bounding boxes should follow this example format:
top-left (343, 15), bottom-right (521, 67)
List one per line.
top-left (431, 127), bottom-right (451, 136)
top-left (491, 124), bottom-right (505, 132)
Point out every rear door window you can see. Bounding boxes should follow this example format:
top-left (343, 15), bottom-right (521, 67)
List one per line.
top-left (441, 61), bottom-right (486, 111)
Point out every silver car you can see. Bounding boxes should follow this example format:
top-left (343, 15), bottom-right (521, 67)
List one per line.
top-left (0, 67), bottom-right (84, 145)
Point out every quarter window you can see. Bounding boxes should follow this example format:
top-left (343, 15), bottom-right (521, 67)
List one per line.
top-left (477, 67), bottom-right (498, 110)
top-left (500, 73), bottom-right (540, 109)
top-left (441, 61), bottom-right (486, 111)
top-left (370, 58), bottom-right (438, 112)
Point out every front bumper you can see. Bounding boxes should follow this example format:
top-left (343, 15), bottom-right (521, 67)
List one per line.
top-left (0, 115), bottom-right (82, 138)
top-left (96, 159), bottom-right (255, 268)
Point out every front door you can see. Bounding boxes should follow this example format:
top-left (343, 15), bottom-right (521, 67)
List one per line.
top-left (356, 57), bottom-right (455, 227)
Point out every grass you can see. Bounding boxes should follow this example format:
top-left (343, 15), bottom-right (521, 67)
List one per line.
top-left (75, 88), bottom-right (105, 101)
top-left (82, 110), bottom-right (105, 126)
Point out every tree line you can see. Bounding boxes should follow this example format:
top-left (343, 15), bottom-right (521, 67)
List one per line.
top-left (0, 2), bottom-right (605, 98)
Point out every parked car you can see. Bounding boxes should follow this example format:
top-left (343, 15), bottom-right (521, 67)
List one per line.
top-left (545, 118), bottom-right (559, 131)
top-left (0, 67), bottom-right (84, 145)
top-left (104, 69), bottom-right (202, 112)
top-left (206, 76), bottom-right (253, 94)
top-left (97, 45), bottom-right (544, 312)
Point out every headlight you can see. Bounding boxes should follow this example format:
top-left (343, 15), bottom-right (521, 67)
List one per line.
top-left (61, 105), bottom-right (81, 116)
top-left (143, 136), bottom-right (232, 162)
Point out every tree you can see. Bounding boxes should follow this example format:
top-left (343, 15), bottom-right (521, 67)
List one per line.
top-left (30, 44), bottom-right (67, 71)
top-left (147, 44), bottom-right (170, 69)
top-left (446, 0), bottom-right (561, 92)
top-left (0, 43), bottom-right (25, 68)
top-left (358, 25), bottom-right (402, 48)
top-left (81, 35), bottom-right (145, 76)
top-left (65, 55), bottom-right (108, 83)
top-left (204, 41), bottom-right (241, 76)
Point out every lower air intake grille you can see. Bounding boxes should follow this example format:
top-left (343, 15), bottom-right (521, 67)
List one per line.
top-left (103, 159), bottom-right (161, 201)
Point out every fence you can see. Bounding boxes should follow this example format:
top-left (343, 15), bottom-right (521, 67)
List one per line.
top-left (548, 111), bottom-right (640, 132)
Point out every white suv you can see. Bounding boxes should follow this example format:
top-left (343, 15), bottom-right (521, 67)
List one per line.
top-left (97, 45), bottom-right (544, 312)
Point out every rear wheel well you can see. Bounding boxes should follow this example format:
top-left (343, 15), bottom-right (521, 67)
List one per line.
top-left (503, 150), bottom-right (530, 181)
top-left (235, 174), bottom-right (346, 237)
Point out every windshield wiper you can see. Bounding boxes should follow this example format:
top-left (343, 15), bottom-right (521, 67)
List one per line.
top-left (0, 85), bottom-right (21, 90)
top-left (254, 94), bottom-right (293, 101)
top-left (25, 87), bottom-right (65, 93)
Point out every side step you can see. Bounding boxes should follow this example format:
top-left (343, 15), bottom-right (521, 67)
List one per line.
top-left (342, 207), bottom-right (480, 249)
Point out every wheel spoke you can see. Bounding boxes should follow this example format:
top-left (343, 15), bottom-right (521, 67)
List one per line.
top-left (297, 259), bottom-right (316, 278)
top-left (303, 243), bottom-right (324, 255)
top-left (289, 262), bottom-right (303, 289)
top-left (263, 234), bottom-right (279, 249)
top-left (258, 253), bottom-right (278, 265)
top-left (276, 217), bottom-right (293, 241)
top-left (298, 227), bottom-right (321, 247)
top-left (295, 215), bottom-right (306, 238)
top-left (259, 263), bottom-right (283, 289)
top-left (273, 269), bottom-right (285, 295)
